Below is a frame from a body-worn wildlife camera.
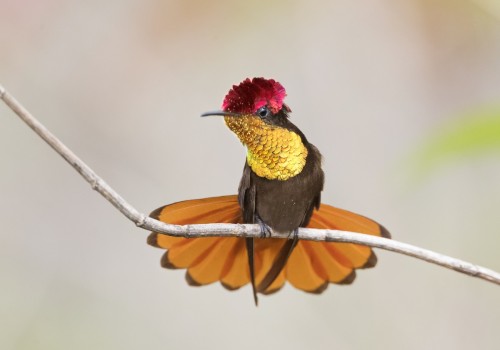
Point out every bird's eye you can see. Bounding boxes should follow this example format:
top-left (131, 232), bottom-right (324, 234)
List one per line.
top-left (257, 106), bottom-right (270, 118)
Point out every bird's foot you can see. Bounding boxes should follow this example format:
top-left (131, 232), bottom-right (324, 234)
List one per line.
top-left (256, 217), bottom-right (273, 238)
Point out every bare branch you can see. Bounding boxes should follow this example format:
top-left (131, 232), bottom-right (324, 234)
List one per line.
top-left (2, 83), bottom-right (500, 287)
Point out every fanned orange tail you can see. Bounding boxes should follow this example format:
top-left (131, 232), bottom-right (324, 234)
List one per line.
top-left (147, 195), bottom-right (390, 295)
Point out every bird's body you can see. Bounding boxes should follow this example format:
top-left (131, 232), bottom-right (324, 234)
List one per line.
top-left (148, 78), bottom-right (390, 304)
top-left (229, 109), bottom-right (324, 233)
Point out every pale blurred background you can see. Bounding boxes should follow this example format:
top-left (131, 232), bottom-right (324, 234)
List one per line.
top-left (1, 0), bottom-right (500, 349)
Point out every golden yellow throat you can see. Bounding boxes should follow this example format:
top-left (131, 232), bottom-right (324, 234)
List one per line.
top-left (224, 116), bottom-right (308, 181)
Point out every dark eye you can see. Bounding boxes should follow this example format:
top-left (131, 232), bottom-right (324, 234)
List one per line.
top-left (257, 106), bottom-right (270, 118)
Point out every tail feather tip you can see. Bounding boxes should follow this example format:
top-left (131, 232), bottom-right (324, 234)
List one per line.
top-left (147, 232), bottom-right (159, 247)
top-left (338, 270), bottom-right (356, 285)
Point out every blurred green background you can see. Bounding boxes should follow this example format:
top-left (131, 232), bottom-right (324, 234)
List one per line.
top-left (1, 0), bottom-right (500, 349)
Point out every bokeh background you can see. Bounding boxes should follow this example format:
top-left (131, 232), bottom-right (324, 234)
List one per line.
top-left (1, 1), bottom-right (500, 349)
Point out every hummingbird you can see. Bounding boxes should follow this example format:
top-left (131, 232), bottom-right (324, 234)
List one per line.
top-left (148, 77), bottom-right (390, 305)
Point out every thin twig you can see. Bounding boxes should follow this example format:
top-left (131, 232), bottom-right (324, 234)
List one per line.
top-left (1, 83), bottom-right (500, 286)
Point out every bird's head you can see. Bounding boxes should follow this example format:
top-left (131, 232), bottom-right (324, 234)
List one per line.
top-left (202, 77), bottom-right (308, 181)
top-left (202, 77), bottom-right (292, 130)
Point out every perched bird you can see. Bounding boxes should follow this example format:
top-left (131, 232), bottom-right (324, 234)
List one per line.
top-left (148, 77), bottom-right (390, 305)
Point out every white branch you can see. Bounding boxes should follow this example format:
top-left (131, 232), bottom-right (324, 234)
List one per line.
top-left (2, 84), bottom-right (500, 286)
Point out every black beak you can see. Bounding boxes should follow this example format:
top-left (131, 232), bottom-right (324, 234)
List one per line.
top-left (201, 110), bottom-right (243, 117)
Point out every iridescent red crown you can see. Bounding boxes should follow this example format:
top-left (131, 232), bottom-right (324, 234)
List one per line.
top-left (222, 77), bottom-right (287, 114)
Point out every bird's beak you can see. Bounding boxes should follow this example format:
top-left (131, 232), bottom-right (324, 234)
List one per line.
top-left (201, 111), bottom-right (243, 117)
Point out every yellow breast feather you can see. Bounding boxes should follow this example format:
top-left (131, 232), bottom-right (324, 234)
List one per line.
top-left (225, 116), bottom-right (308, 180)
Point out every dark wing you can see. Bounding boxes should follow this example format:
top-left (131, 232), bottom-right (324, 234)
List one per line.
top-left (238, 163), bottom-right (258, 305)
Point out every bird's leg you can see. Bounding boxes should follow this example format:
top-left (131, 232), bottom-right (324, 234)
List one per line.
top-left (256, 215), bottom-right (273, 238)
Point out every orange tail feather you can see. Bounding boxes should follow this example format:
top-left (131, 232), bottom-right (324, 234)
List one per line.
top-left (148, 196), bottom-right (390, 296)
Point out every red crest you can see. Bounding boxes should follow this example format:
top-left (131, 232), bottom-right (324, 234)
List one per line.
top-left (222, 78), bottom-right (287, 114)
